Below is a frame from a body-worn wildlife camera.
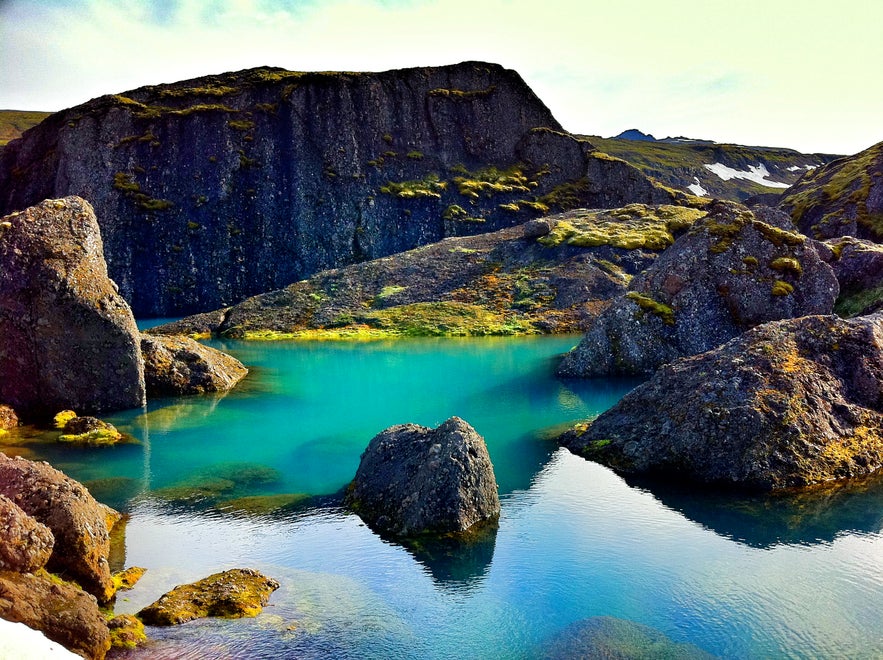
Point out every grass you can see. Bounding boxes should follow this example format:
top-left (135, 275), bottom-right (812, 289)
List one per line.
top-left (380, 175), bottom-right (447, 199)
top-left (0, 109), bottom-right (51, 146)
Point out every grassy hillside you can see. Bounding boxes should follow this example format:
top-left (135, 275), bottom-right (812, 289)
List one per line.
top-left (584, 135), bottom-right (838, 202)
top-left (0, 109), bottom-right (51, 147)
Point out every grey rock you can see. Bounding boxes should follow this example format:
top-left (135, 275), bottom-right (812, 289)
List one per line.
top-left (346, 417), bottom-right (500, 536)
top-left (558, 200), bottom-right (839, 377)
top-left (141, 334), bottom-right (247, 396)
top-left (0, 197), bottom-right (145, 421)
top-left (561, 313), bottom-right (883, 490)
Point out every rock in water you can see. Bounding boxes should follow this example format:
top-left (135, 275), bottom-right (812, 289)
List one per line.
top-left (137, 568), bottom-right (280, 626)
top-left (0, 196), bottom-right (145, 421)
top-left (0, 571), bottom-right (110, 660)
top-left (346, 417), bottom-right (501, 536)
top-left (0, 454), bottom-right (116, 602)
top-left (140, 334), bottom-right (248, 396)
top-left (0, 494), bottom-right (54, 573)
top-left (562, 313), bottom-right (883, 490)
top-left (558, 201), bottom-right (838, 377)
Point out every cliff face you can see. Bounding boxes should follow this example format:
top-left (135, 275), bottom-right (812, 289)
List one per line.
top-left (0, 62), bottom-right (676, 316)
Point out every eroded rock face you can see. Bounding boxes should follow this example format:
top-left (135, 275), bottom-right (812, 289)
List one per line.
top-left (0, 454), bottom-right (116, 602)
top-left (561, 313), bottom-right (883, 490)
top-left (345, 417), bottom-right (500, 536)
top-left (140, 335), bottom-right (248, 396)
top-left (0, 570), bottom-right (110, 660)
top-left (0, 197), bottom-right (145, 421)
top-left (0, 494), bottom-right (54, 573)
top-left (137, 568), bottom-right (279, 626)
top-left (0, 405), bottom-right (17, 430)
top-left (558, 201), bottom-right (839, 377)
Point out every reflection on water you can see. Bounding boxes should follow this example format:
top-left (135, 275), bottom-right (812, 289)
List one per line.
top-left (2, 336), bottom-right (883, 658)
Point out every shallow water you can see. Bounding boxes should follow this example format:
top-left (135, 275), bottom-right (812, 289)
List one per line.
top-left (7, 336), bottom-right (883, 658)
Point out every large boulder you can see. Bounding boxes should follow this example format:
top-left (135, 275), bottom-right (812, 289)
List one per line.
top-left (561, 313), bottom-right (883, 490)
top-left (137, 568), bottom-right (279, 626)
top-left (558, 201), bottom-right (839, 377)
top-left (0, 494), bottom-right (54, 573)
top-left (823, 236), bottom-right (883, 316)
top-left (0, 197), bottom-right (145, 421)
top-left (140, 334), bottom-right (247, 396)
top-left (0, 404), bottom-right (17, 430)
top-left (0, 454), bottom-right (116, 602)
top-left (345, 417), bottom-right (501, 536)
top-left (0, 570), bottom-right (110, 659)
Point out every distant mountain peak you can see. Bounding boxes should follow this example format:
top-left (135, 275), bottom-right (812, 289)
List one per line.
top-left (614, 129), bottom-right (656, 142)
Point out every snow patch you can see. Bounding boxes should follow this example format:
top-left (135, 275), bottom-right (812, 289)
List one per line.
top-left (703, 163), bottom-right (790, 189)
top-left (0, 619), bottom-right (79, 658)
top-left (788, 165), bottom-right (818, 172)
top-left (687, 177), bottom-right (708, 197)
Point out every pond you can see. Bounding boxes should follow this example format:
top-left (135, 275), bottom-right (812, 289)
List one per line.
top-left (6, 336), bottom-right (883, 658)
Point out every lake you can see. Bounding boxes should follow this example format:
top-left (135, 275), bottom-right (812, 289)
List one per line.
top-left (6, 336), bottom-right (883, 658)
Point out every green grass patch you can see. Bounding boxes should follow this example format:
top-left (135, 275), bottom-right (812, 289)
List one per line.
top-left (625, 291), bottom-right (675, 325)
top-left (381, 175), bottom-right (446, 199)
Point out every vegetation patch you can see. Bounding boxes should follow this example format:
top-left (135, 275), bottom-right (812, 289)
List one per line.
top-left (771, 280), bottom-right (794, 296)
top-left (381, 175), bottom-right (447, 199)
top-left (427, 86), bottom-right (497, 100)
top-left (453, 166), bottom-right (533, 200)
top-left (769, 256), bottom-right (803, 276)
top-left (625, 291), bottom-right (675, 325)
top-left (835, 284), bottom-right (883, 318)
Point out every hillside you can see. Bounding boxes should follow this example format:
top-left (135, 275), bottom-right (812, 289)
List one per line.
top-left (779, 140), bottom-right (883, 241)
top-left (586, 134), bottom-right (838, 202)
top-left (0, 63), bottom-right (680, 317)
top-left (0, 110), bottom-right (51, 147)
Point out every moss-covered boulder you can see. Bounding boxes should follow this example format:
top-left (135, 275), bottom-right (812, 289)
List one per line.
top-left (541, 616), bottom-right (714, 659)
top-left (558, 201), bottom-right (838, 377)
top-left (822, 236), bottom-right (883, 317)
top-left (107, 614), bottom-right (146, 650)
top-left (0, 494), bottom-right (54, 573)
top-left (0, 197), bottom-right (145, 421)
top-left (561, 313), bottom-right (883, 490)
top-left (346, 417), bottom-right (500, 537)
top-left (137, 568), bottom-right (279, 626)
top-left (141, 334), bottom-right (247, 396)
top-left (780, 140), bottom-right (883, 241)
top-left (58, 416), bottom-right (123, 446)
top-left (0, 454), bottom-right (117, 602)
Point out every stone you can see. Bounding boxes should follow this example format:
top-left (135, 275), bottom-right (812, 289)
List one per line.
top-left (558, 201), bottom-right (839, 377)
top-left (561, 313), bottom-right (883, 490)
top-left (137, 568), bottom-right (280, 626)
top-left (106, 614), bottom-right (146, 650)
top-left (0, 197), bottom-right (145, 421)
top-left (0, 494), bottom-right (54, 573)
top-left (0, 570), bottom-right (110, 659)
top-left (541, 616), bottom-right (714, 659)
top-left (824, 236), bottom-right (883, 316)
top-left (58, 416), bottom-right (123, 446)
top-left (522, 218), bottom-right (553, 238)
top-left (0, 404), bottom-right (17, 430)
top-left (140, 334), bottom-right (247, 396)
top-left (345, 417), bottom-right (501, 536)
top-left (0, 454), bottom-right (116, 602)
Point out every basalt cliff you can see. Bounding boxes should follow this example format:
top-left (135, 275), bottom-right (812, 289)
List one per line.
top-left (0, 62), bottom-right (678, 316)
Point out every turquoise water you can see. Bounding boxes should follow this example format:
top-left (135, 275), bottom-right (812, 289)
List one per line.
top-left (9, 336), bottom-right (883, 658)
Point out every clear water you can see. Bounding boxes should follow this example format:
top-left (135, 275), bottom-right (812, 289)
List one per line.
top-left (8, 336), bottom-right (883, 658)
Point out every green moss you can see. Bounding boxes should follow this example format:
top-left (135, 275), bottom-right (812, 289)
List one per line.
top-left (53, 410), bottom-right (77, 429)
top-left (113, 172), bottom-right (141, 193)
top-left (769, 256), bottom-right (803, 275)
top-left (407, 151), bottom-right (424, 160)
top-left (771, 280), bottom-right (794, 296)
top-left (108, 614), bottom-right (147, 650)
top-left (625, 291), bottom-right (675, 325)
top-left (835, 284), bottom-right (883, 317)
top-left (58, 428), bottom-right (122, 446)
top-left (135, 195), bottom-right (173, 211)
top-left (453, 166), bottom-right (532, 200)
top-left (187, 221), bottom-right (201, 230)
top-left (380, 174), bottom-right (446, 199)
top-left (753, 220), bottom-right (805, 247)
top-left (442, 204), bottom-right (483, 222)
top-left (227, 119), bottom-right (255, 131)
top-left (742, 256), bottom-right (759, 268)
top-left (112, 566), bottom-right (146, 592)
top-left (358, 301), bottom-right (536, 336)
top-left (217, 493), bottom-right (310, 515)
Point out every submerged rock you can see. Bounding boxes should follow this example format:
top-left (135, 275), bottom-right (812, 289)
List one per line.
top-left (0, 454), bottom-right (116, 602)
top-left (137, 568), bottom-right (280, 626)
top-left (0, 570), bottom-right (110, 660)
top-left (541, 616), bottom-right (714, 659)
top-left (0, 197), bottom-right (145, 421)
top-left (346, 417), bottom-right (500, 536)
top-left (141, 334), bottom-right (247, 396)
top-left (558, 201), bottom-right (838, 377)
top-left (0, 494), bottom-right (54, 573)
top-left (562, 313), bottom-right (883, 490)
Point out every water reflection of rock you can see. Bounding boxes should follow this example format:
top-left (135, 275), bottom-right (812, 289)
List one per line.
top-left (626, 471), bottom-right (883, 548)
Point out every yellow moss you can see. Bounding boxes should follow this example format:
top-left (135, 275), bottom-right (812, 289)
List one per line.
top-left (53, 410), bottom-right (77, 428)
top-left (769, 256), bottom-right (803, 275)
top-left (108, 614), bottom-right (147, 650)
top-left (625, 291), bottom-right (675, 325)
top-left (771, 280), bottom-right (794, 296)
top-left (112, 566), bottom-right (147, 592)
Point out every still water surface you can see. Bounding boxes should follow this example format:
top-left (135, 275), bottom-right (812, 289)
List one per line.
top-left (11, 336), bottom-right (883, 658)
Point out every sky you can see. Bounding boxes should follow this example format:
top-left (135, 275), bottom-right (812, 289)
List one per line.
top-left (1, 0), bottom-right (880, 155)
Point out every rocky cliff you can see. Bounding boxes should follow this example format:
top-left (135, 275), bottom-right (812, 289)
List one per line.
top-left (0, 62), bottom-right (677, 316)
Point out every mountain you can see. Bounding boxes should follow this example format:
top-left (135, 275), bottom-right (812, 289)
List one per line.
top-left (614, 129), bottom-right (656, 141)
top-left (584, 134), bottom-right (838, 202)
top-left (0, 110), bottom-right (51, 148)
top-left (0, 62), bottom-right (679, 317)
top-left (779, 140), bottom-right (883, 241)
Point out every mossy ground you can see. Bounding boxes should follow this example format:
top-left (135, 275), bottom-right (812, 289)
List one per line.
top-left (0, 109), bottom-right (51, 146)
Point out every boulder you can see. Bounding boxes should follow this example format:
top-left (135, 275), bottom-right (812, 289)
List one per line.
top-left (541, 616), bottom-right (714, 659)
top-left (0, 570), bottom-right (110, 659)
top-left (0, 197), bottom-right (145, 421)
top-left (106, 614), bottom-right (146, 650)
top-left (561, 313), bottom-right (883, 490)
top-left (137, 568), bottom-right (279, 626)
top-left (558, 201), bottom-right (839, 377)
top-left (0, 404), bottom-right (17, 430)
top-left (59, 416), bottom-right (122, 446)
top-left (824, 236), bottom-right (883, 316)
top-left (345, 417), bottom-right (501, 536)
top-left (0, 494), bottom-right (54, 573)
top-left (140, 335), bottom-right (247, 397)
top-left (0, 454), bottom-right (116, 602)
